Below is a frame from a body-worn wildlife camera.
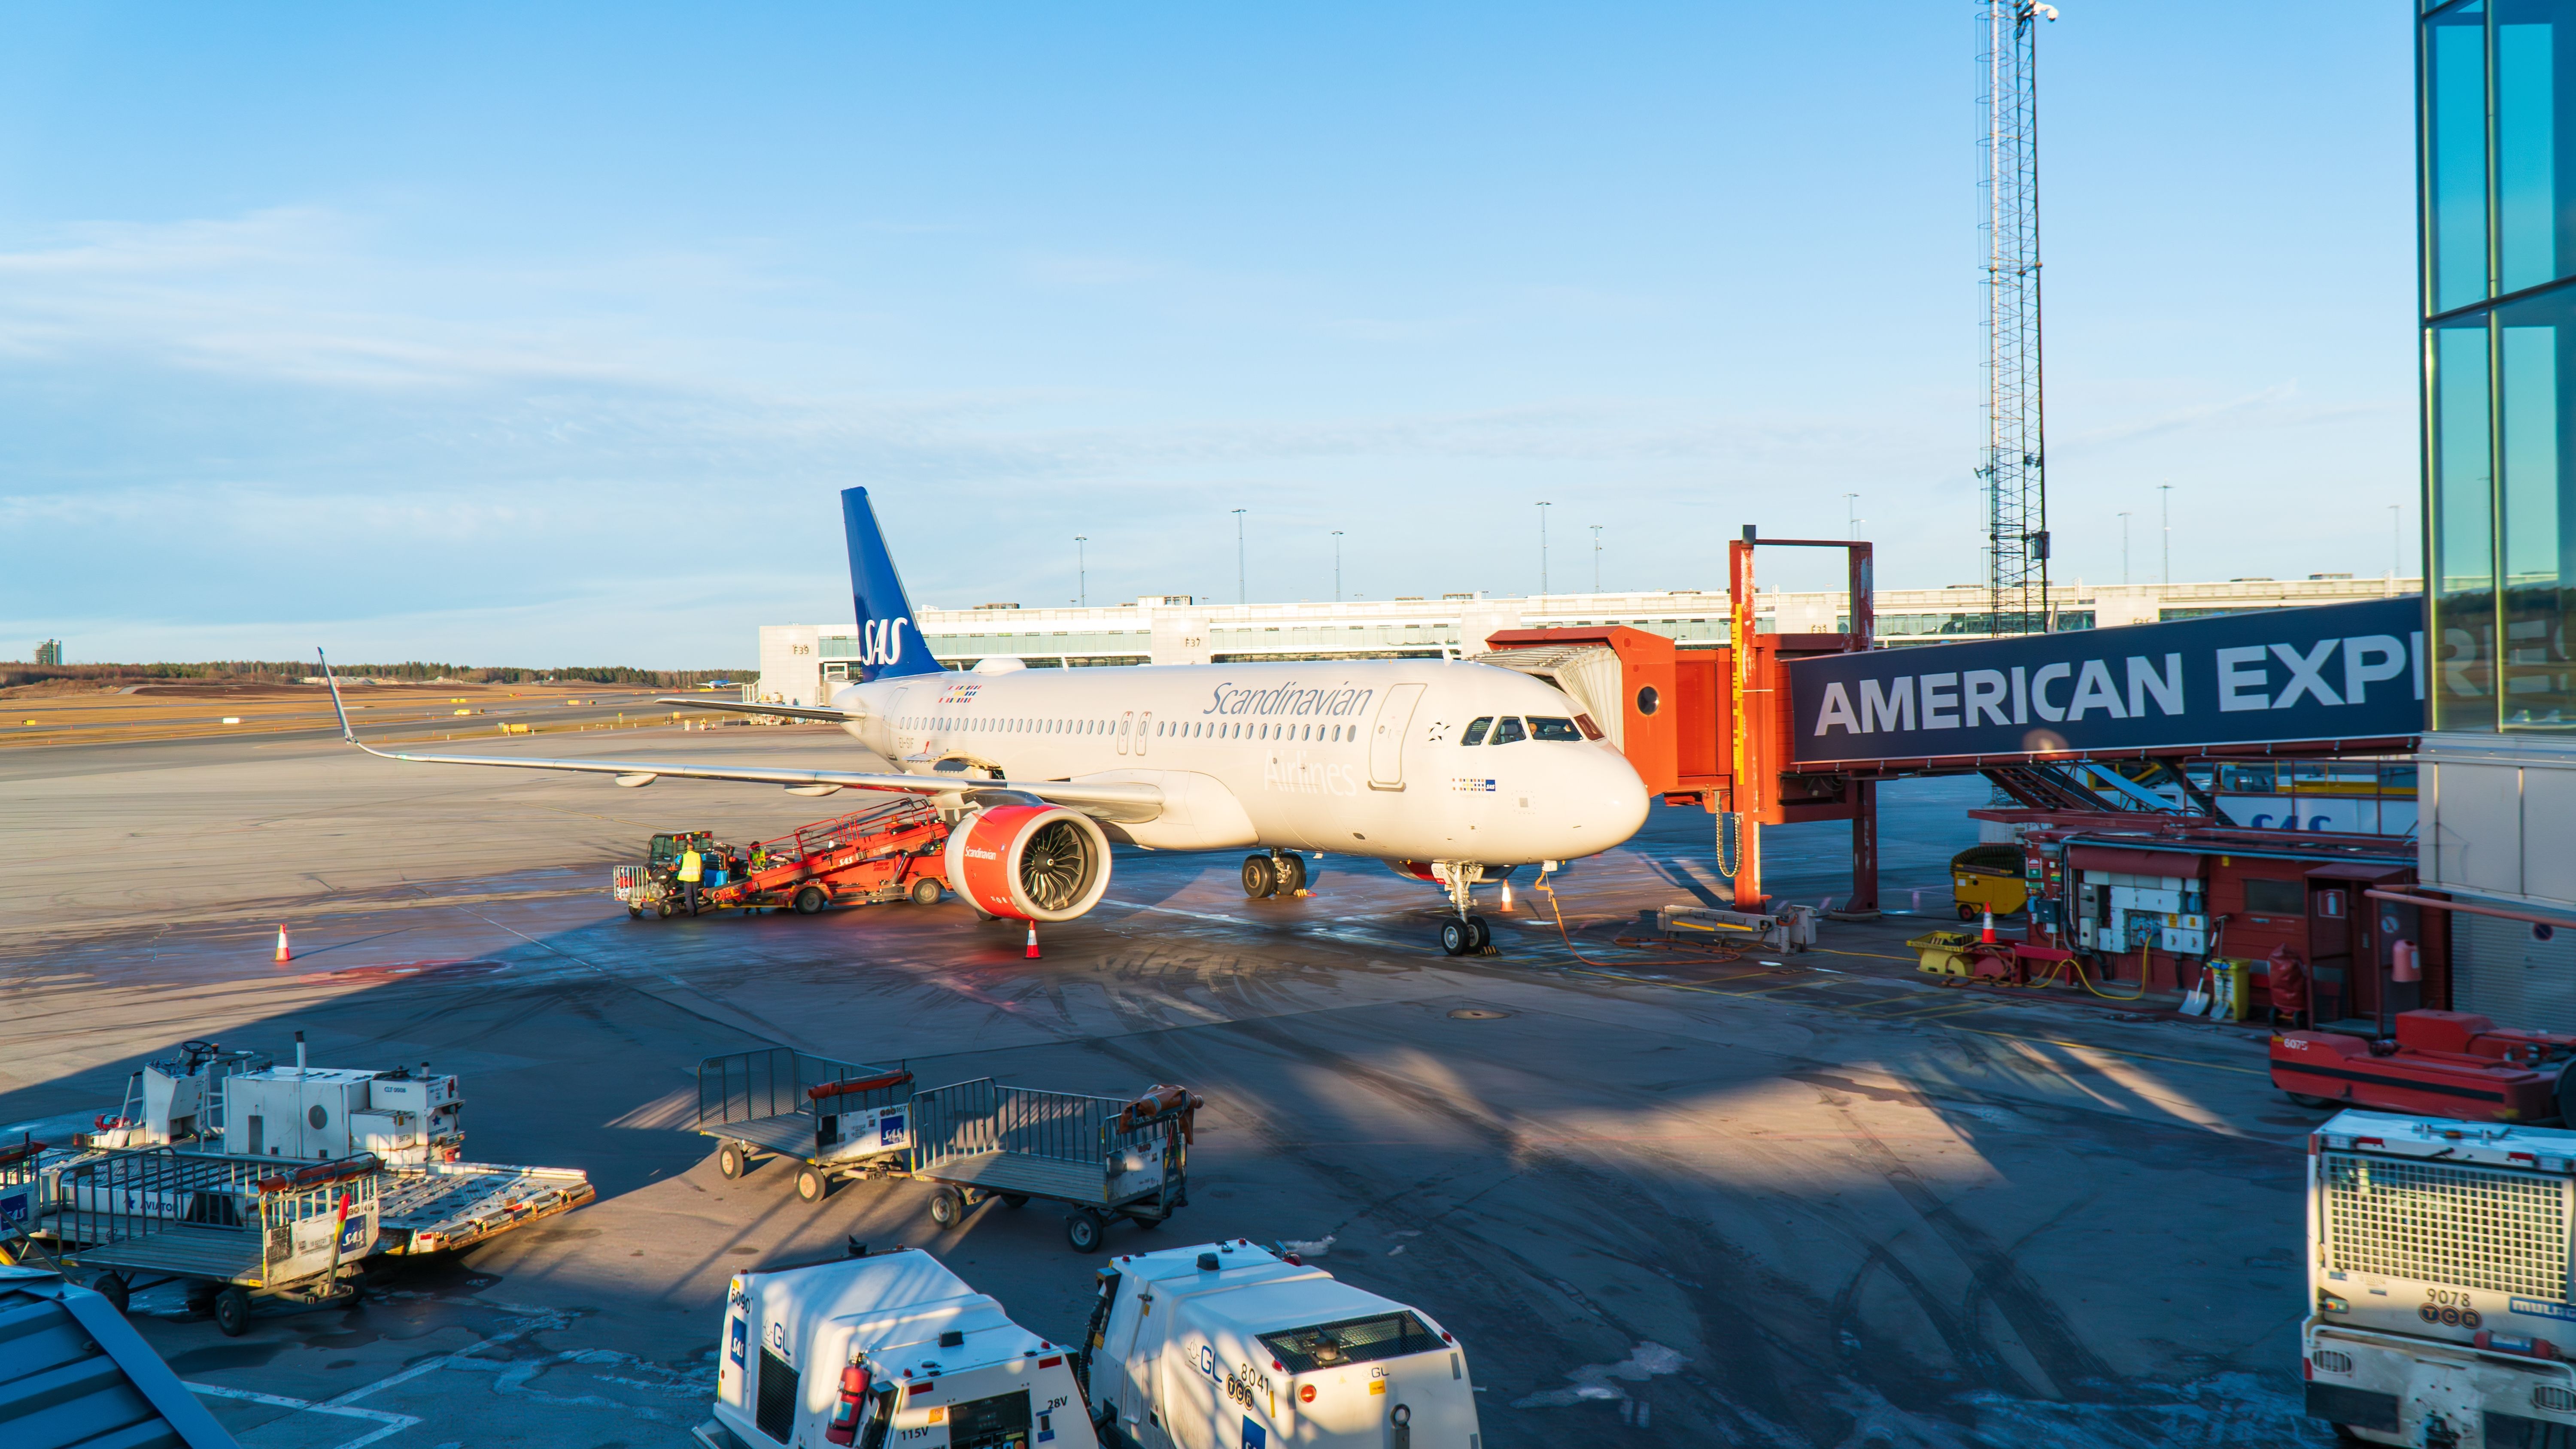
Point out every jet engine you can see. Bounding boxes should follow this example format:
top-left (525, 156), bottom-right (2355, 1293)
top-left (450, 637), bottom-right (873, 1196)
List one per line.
top-left (943, 804), bottom-right (1113, 923)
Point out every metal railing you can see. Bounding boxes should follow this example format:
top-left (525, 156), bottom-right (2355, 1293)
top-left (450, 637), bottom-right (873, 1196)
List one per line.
top-left (911, 1079), bottom-right (1165, 1178)
top-left (696, 1049), bottom-right (905, 1128)
top-left (48, 1148), bottom-right (380, 1271)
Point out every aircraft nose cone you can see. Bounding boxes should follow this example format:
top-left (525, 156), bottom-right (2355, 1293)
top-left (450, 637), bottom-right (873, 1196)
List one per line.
top-left (1556, 747), bottom-right (1649, 855)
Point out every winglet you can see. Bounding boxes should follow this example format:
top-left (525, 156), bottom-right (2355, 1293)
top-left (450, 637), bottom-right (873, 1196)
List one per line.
top-left (316, 649), bottom-right (389, 757)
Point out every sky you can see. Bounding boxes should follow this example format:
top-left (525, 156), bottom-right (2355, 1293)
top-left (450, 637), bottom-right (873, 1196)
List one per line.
top-left (0, 3), bottom-right (2416, 667)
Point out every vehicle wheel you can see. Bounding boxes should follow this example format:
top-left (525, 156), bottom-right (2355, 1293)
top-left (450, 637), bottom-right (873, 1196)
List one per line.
top-left (626, 905), bottom-right (642, 920)
top-left (89, 1272), bottom-right (128, 1315)
top-left (2286, 1092), bottom-right (2338, 1109)
top-left (796, 1165), bottom-right (828, 1203)
top-left (184, 1284), bottom-right (220, 1315)
top-left (717, 1143), bottom-right (746, 1179)
top-left (656, 902), bottom-right (673, 920)
top-left (213, 1286), bottom-right (252, 1337)
top-left (1957, 903), bottom-right (1978, 921)
top-left (1241, 855), bottom-right (1278, 899)
top-left (1066, 1211), bottom-right (1106, 1253)
top-left (1440, 919), bottom-right (1473, 956)
top-left (794, 886), bottom-right (828, 915)
top-left (1276, 854), bottom-right (1307, 894)
top-left (909, 877), bottom-right (942, 906)
top-left (929, 1189), bottom-right (965, 1228)
top-left (1002, 1194), bottom-right (1030, 1210)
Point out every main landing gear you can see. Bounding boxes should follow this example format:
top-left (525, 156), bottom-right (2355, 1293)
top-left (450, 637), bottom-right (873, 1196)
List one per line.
top-left (1437, 862), bottom-right (1492, 957)
top-left (1241, 850), bottom-right (1307, 898)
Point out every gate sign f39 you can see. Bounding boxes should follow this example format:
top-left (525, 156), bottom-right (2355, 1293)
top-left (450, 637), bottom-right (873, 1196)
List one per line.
top-left (1786, 597), bottom-right (2425, 766)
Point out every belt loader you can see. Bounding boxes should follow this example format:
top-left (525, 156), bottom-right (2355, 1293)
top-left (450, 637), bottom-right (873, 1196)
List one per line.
top-left (2304, 1109), bottom-right (2576, 1446)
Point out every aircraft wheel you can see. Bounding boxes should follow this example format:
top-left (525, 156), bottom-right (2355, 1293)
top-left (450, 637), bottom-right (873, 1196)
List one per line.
top-left (909, 878), bottom-right (942, 906)
top-left (1241, 855), bottom-right (1278, 899)
top-left (718, 1143), bottom-right (746, 1179)
top-left (794, 886), bottom-right (828, 915)
top-left (1440, 919), bottom-right (1474, 956)
top-left (796, 1165), bottom-right (829, 1203)
top-left (213, 1286), bottom-right (252, 1337)
top-left (1467, 915), bottom-right (1491, 952)
top-left (1276, 854), bottom-right (1307, 894)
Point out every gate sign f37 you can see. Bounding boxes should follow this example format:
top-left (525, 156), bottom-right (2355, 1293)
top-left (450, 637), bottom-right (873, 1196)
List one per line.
top-left (1787, 597), bottom-right (2425, 766)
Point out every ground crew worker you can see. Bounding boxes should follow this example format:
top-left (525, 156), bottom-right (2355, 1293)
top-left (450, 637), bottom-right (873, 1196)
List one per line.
top-left (750, 844), bottom-right (768, 873)
top-left (678, 844), bottom-right (704, 915)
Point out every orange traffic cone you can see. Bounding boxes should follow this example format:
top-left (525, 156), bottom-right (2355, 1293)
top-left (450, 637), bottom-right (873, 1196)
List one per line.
top-left (275, 925), bottom-right (292, 963)
top-left (1024, 923), bottom-right (1040, 959)
top-left (1500, 880), bottom-right (1513, 912)
top-left (1979, 907), bottom-right (1997, 945)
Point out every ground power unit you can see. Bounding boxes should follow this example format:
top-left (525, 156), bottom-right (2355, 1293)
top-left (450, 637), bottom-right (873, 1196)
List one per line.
top-left (2305, 1110), bottom-right (2576, 1446)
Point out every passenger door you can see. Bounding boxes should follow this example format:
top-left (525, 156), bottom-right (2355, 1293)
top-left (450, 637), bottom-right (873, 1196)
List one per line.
top-left (1368, 683), bottom-right (1426, 792)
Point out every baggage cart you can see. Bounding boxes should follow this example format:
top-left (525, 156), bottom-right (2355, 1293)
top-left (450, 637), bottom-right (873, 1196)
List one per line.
top-left (377, 1162), bottom-right (596, 1255)
top-left (908, 1077), bottom-right (1194, 1253)
top-left (694, 1048), bottom-right (917, 1203)
top-left (24, 1146), bottom-right (380, 1336)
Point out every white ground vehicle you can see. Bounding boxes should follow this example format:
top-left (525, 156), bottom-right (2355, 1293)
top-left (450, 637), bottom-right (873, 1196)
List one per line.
top-left (696, 1249), bottom-right (1094, 1449)
top-left (2304, 1109), bottom-right (2576, 1446)
top-left (1084, 1241), bottom-right (1481, 1449)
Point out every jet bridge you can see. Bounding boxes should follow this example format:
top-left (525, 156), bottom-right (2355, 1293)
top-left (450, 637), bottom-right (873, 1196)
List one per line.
top-left (1479, 529), bottom-right (2424, 915)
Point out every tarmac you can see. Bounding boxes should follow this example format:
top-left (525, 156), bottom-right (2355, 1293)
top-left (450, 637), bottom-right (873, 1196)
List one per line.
top-left (0, 724), bottom-right (2329, 1448)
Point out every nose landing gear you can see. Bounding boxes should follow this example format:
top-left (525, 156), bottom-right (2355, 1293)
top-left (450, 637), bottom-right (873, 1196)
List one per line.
top-left (1436, 862), bottom-right (1494, 956)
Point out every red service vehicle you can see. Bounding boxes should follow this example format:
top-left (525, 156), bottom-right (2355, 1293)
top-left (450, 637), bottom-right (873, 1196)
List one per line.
top-left (617, 798), bottom-right (954, 919)
top-left (2273, 1010), bottom-right (2576, 1124)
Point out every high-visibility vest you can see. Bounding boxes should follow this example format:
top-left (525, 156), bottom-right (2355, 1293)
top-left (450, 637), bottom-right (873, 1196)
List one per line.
top-left (678, 850), bottom-right (703, 882)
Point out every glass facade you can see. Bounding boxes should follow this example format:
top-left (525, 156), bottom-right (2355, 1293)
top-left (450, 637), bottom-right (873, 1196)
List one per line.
top-left (2424, 0), bottom-right (2576, 729)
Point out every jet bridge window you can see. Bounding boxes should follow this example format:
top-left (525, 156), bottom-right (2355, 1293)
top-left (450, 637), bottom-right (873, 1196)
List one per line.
top-left (1528, 717), bottom-right (1583, 742)
top-left (1490, 717), bottom-right (1527, 745)
top-left (1259, 1310), bottom-right (1443, 1373)
top-left (1461, 717), bottom-right (1493, 746)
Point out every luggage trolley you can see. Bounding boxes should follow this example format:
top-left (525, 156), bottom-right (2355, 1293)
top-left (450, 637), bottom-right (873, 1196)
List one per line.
top-left (22, 1146), bottom-right (380, 1336)
top-left (693, 1048), bottom-right (916, 1204)
top-left (907, 1078), bottom-right (1197, 1253)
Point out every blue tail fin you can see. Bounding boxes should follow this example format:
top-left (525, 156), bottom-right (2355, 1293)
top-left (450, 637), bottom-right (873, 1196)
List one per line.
top-left (842, 487), bottom-right (943, 681)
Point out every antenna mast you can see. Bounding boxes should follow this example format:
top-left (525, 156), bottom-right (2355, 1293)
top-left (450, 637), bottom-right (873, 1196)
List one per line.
top-left (1980, 0), bottom-right (2054, 636)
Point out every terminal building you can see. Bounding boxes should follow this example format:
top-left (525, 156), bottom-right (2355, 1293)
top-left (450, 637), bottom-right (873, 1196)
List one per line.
top-left (756, 573), bottom-right (2417, 709)
top-left (2417, 0), bottom-right (2576, 1024)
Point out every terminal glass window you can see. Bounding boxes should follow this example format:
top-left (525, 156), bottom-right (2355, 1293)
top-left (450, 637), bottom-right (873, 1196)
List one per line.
top-left (2434, 316), bottom-right (2500, 729)
top-left (2501, 285), bottom-right (2576, 724)
top-left (2429, 2), bottom-right (2493, 311)
top-left (2500, 0), bottom-right (2576, 293)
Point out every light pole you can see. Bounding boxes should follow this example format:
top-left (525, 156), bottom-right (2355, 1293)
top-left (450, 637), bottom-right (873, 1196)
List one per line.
top-left (1844, 493), bottom-right (1861, 539)
top-left (2159, 484), bottom-right (2173, 585)
top-left (1075, 536), bottom-right (1088, 607)
top-left (1331, 531), bottom-right (1344, 602)
top-left (1537, 501), bottom-right (1552, 596)
top-left (1589, 525), bottom-right (1602, 592)
top-left (2117, 512), bottom-right (2131, 585)
top-left (1232, 509), bottom-right (1247, 604)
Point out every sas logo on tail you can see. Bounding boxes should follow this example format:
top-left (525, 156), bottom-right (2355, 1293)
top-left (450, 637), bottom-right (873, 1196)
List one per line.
top-left (861, 618), bottom-right (911, 666)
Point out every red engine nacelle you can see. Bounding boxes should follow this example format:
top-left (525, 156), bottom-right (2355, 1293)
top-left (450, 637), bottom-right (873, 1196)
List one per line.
top-left (943, 804), bottom-right (1113, 923)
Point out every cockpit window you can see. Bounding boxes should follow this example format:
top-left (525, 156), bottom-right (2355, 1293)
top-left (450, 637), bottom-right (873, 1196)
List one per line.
top-left (1461, 717), bottom-right (1493, 746)
top-left (1490, 717), bottom-right (1527, 745)
top-left (1573, 713), bottom-right (1604, 740)
top-left (1528, 717), bottom-right (1583, 742)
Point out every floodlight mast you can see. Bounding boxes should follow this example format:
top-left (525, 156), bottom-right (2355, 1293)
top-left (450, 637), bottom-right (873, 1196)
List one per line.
top-left (1980, 0), bottom-right (2054, 637)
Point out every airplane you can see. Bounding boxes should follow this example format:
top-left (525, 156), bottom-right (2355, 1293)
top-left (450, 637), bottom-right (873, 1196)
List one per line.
top-left (323, 487), bottom-right (1652, 956)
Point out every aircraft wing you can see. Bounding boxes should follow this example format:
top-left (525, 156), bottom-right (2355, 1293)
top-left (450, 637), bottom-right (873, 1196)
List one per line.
top-left (652, 696), bottom-right (857, 723)
top-left (317, 654), bottom-right (1162, 822)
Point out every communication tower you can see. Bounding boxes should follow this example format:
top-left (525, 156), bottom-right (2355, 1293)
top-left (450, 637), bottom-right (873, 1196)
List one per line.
top-left (1979, 0), bottom-right (2056, 635)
